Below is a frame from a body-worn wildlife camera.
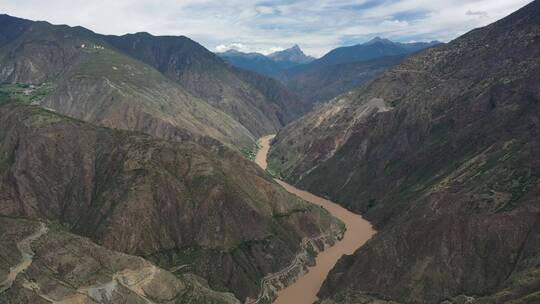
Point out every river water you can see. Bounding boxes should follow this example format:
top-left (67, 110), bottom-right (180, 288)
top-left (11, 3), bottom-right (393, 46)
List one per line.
top-left (254, 135), bottom-right (375, 304)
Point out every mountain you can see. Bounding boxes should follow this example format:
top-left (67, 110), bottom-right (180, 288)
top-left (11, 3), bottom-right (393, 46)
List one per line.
top-left (267, 44), bottom-right (315, 64)
top-left (0, 15), bottom-right (305, 149)
top-left (217, 44), bottom-right (314, 78)
top-left (104, 33), bottom-right (306, 136)
top-left (269, 1), bottom-right (540, 303)
top-left (0, 217), bottom-right (241, 304)
top-left (0, 15), bottom-right (254, 148)
top-left (285, 55), bottom-right (406, 104)
top-left (289, 37), bottom-right (440, 73)
top-left (0, 102), bottom-right (342, 302)
top-left (218, 49), bottom-right (281, 76)
top-left (218, 39), bottom-right (439, 106)
top-left (281, 38), bottom-right (441, 104)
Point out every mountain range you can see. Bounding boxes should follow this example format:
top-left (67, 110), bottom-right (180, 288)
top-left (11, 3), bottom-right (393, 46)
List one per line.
top-left (270, 1), bottom-right (540, 302)
top-left (1, 1), bottom-right (539, 304)
top-left (0, 13), bottom-right (336, 303)
top-left (0, 14), bottom-right (306, 150)
top-left (218, 44), bottom-right (314, 78)
top-left (218, 38), bottom-right (441, 105)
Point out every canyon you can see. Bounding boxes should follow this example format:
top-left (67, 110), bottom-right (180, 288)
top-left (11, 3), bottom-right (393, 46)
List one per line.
top-left (1, 1), bottom-right (539, 303)
top-left (255, 135), bottom-right (375, 304)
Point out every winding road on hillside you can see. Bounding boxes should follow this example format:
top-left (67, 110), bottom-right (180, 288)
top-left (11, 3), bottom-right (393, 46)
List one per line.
top-left (254, 135), bottom-right (375, 304)
top-left (0, 223), bottom-right (48, 294)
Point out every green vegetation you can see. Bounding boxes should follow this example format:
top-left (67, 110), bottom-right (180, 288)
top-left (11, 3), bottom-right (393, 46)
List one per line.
top-left (234, 238), bottom-right (269, 251)
top-left (265, 158), bottom-right (283, 178)
top-left (494, 169), bottom-right (539, 212)
top-left (241, 142), bottom-right (260, 161)
top-left (0, 83), bottom-right (55, 104)
top-left (0, 148), bottom-right (16, 172)
top-left (147, 247), bottom-right (202, 273)
top-left (272, 208), bottom-right (309, 218)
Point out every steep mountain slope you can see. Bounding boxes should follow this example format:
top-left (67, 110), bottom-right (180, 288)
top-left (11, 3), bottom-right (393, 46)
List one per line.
top-left (0, 14), bottom-right (254, 148)
top-left (219, 49), bottom-right (281, 76)
top-left (0, 102), bottom-right (342, 301)
top-left (280, 38), bottom-right (440, 104)
top-left (289, 37), bottom-right (439, 74)
top-left (217, 45), bottom-right (314, 78)
top-left (233, 67), bottom-right (308, 124)
top-left (286, 55), bottom-right (406, 104)
top-left (104, 33), bottom-right (305, 135)
top-left (218, 39), bottom-right (437, 106)
top-left (267, 44), bottom-right (315, 64)
top-left (0, 217), bottom-right (241, 304)
top-left (270, 1), bottom-right (540, 303)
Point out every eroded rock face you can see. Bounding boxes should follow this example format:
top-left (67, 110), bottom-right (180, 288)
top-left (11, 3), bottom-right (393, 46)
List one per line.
top-left (270, 1), bottom-right (540, 303)
top-left (0, 104), bottom-right (342, 300)
top-left (0, 217), bottom-right (241, 304)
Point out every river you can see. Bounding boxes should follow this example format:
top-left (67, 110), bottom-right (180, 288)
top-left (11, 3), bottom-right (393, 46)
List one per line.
top-left (254, 135), bottom-right (375, 304)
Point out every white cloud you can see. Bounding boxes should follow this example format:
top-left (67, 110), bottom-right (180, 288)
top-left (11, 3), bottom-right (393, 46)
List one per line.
top-left (215, 43), bottom-right (250, 53)
top-left (255, 5), bottom-right (277, 15)
top-left (215, 43), bottom-right (284, 55)
top-left (0, 0), bottom-right (533, 57)
top-left (262, 47), bottom-right (285, 55)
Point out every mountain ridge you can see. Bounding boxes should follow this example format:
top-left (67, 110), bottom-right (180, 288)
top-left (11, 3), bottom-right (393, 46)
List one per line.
top-left (219, 38), bottom-right (441, 105)
top-left (105, 31), bottom-right (306, 137)
top-left (0, 14), bottom-right (307, 149)
top-left (267, 44), bottom-right (315, 64)
top-left (269, 0), bottom-right (540, 302)
top-left (217, 44), bottom-right (314, 78)
top-left (0, 102), bottom-right (342, 301)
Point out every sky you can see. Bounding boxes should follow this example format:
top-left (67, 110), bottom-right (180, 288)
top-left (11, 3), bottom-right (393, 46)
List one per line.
top-left (1, 0), bottom-right (532, 57)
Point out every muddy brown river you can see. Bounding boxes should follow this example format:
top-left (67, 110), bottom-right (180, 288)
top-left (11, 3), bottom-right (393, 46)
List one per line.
top-left (255, 135), bottom-right (375, 304)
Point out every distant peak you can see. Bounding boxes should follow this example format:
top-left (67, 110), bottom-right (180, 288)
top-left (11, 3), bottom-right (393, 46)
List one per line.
top-left (132, 31), bottom-right (152, 37)
top-left (365, 36), bottom-right (394, 45)
top-left (268, 45), bottom-right (314, 63)
top-left (276, 44), bottom-right (303, 54)
top-left (291, 44), bottom-right (301, 51)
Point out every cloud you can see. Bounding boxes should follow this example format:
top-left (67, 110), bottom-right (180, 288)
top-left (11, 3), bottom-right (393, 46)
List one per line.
top-left (0, 0), bottom-right (533, 57)
top-left (215, 43), bottom-right (250, 53)
top-left (466, 10), bottom-right (489, 18)
top-left (255, 5), bottom-right (278, 15)
top-left (215, 43), bottom-right (284, 55)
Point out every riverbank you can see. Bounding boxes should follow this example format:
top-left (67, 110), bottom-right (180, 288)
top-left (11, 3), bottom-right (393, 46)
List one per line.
top-left (254, 135), bottom-right (375, 304)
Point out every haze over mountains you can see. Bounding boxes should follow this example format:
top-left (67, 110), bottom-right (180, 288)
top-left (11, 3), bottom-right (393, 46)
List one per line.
top-left (218, 45), bottom-right (315, 78)
top-left (1, 1), bottom-right (539, 304)
top-left (219, 38), bottom-right (441, 105)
